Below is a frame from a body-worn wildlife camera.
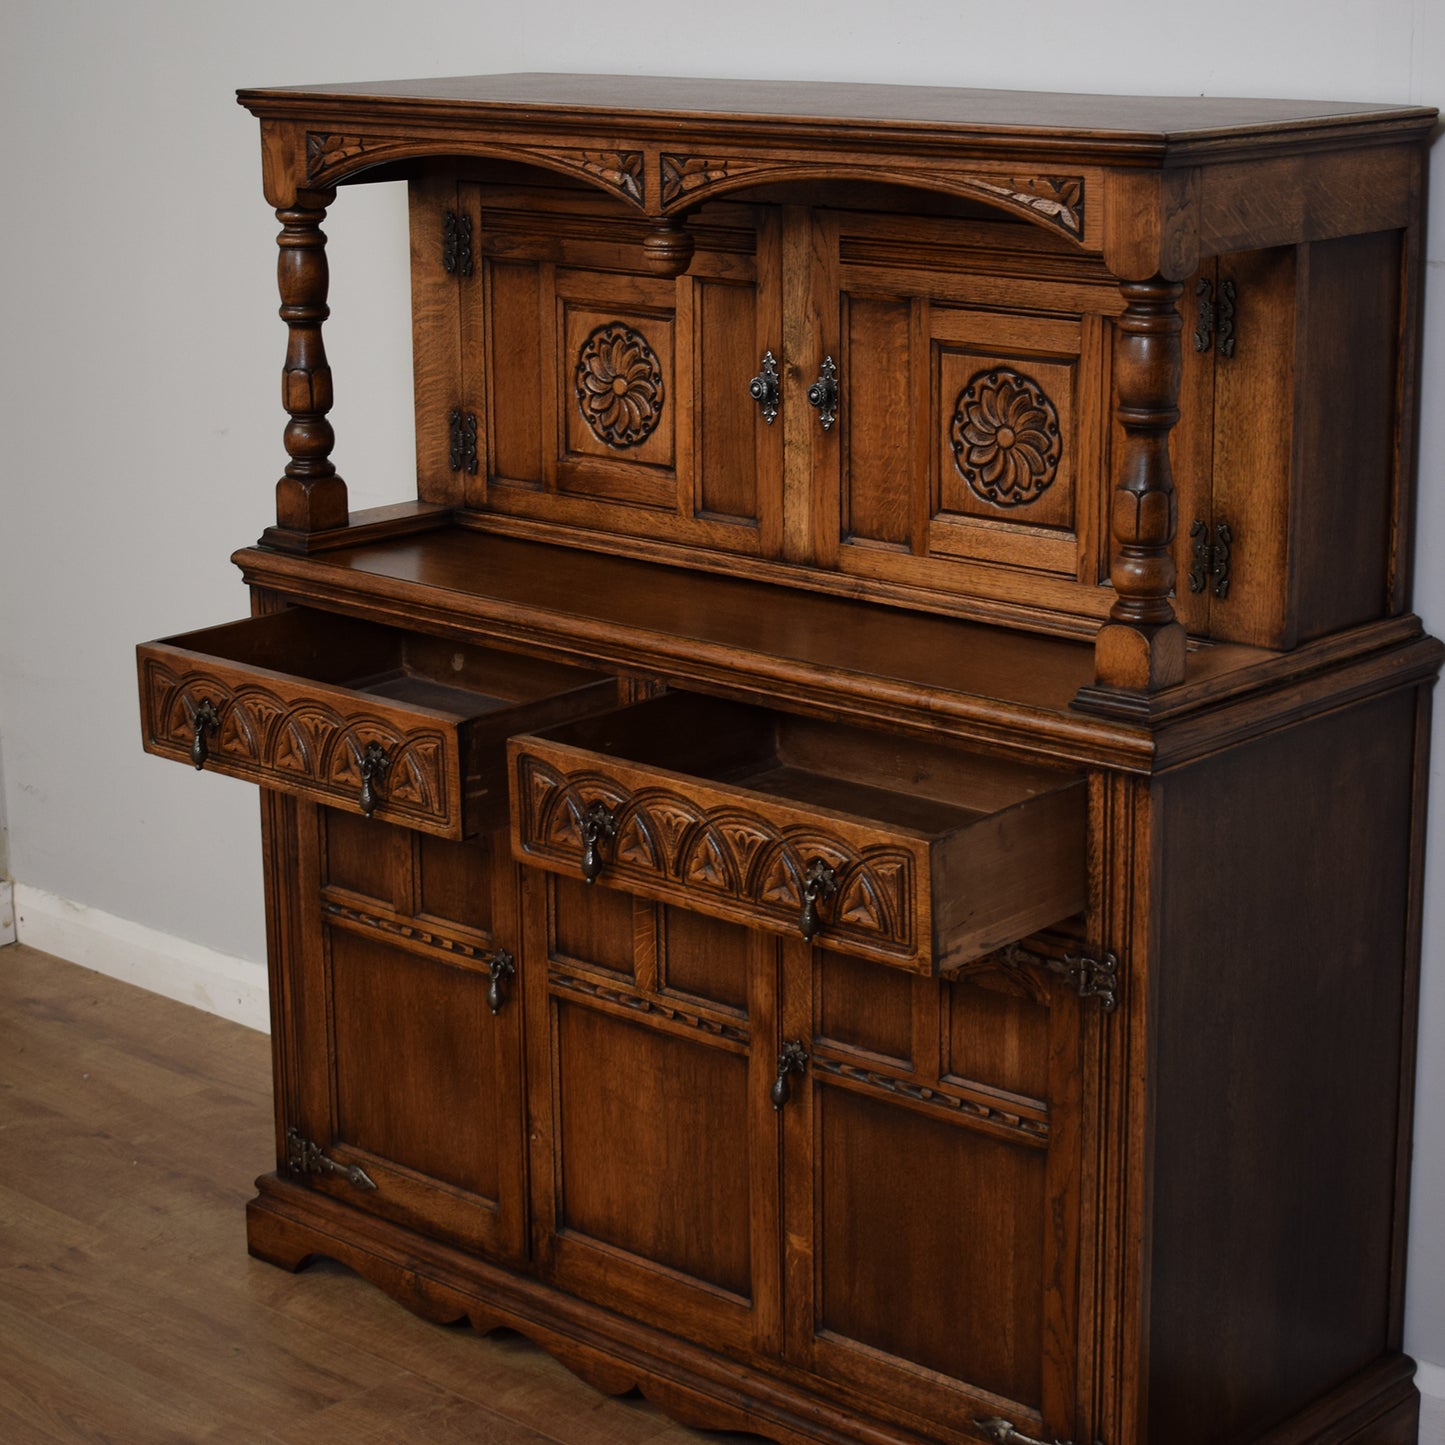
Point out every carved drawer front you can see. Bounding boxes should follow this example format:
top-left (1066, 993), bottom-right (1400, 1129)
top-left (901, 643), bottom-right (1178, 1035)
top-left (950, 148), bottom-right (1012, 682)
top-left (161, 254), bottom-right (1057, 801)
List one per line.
top-left (509, 693), bottom-right (1086, 974)
top-left (138, 608), bottom-right (615, 838)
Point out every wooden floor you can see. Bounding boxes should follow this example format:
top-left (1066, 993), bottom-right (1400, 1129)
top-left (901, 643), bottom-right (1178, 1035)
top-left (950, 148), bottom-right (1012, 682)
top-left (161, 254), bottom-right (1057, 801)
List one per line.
top-left (0, 943), bottom-right (759, 1444)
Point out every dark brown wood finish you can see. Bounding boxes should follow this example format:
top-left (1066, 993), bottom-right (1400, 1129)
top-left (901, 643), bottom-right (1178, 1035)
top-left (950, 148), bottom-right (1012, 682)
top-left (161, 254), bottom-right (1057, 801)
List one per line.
top-left (132, 71), bottom-right (1440, 1445)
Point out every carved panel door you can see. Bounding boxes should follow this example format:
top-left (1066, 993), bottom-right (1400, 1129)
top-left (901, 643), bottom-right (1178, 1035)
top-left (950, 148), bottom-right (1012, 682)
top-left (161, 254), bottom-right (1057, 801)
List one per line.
top-left (778, 938), bottom-right (1086, 1443)
top-left (520, 872), bottom-right (785, 1360)
top-left (286, 804), bottom-right (529, 1262)
top-left (793, 204), bottom-right (1123, 634)
top-left (411, 176), bottom-right (784, 563)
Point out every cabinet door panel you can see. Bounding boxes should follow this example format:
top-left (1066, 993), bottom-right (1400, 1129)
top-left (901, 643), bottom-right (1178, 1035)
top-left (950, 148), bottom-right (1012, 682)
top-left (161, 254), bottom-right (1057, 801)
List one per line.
top-left (820, 208), bottom-right (1120, 632)
top-left (554, 1000), bottom-right (753, 1297)
top-left (525, 879), bottom-right (782, 1357)
top-left (289, 806), bottom-right (527, 1262)
top-left (329, 929), bottom-right (502, 1203)
top-left (784, 941), bottom-right (1082, 1440)
top-left (462, 187), bottom-right (780, 559)
top-left (814, 1082), bottom-right (1047, 1401)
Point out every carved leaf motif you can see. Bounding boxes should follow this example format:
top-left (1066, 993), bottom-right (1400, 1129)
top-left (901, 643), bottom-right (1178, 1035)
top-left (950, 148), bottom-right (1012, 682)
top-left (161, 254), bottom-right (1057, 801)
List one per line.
top-left (682, 828), bottom-right (736, 892)
top-left (950, 367), bottom-right (1063, 508)
top-left (660, 155), bottom-right (735, 206)
top-left (305, 133), bottom-right (369, 179)
top-left (579, 150), bottom-right (644, 204)
top-left (836, 869), bottom-right (886, 933)
top-left (968, 174), bottom-right (1084, 237)
top-left (614, 810), bottom-right (660, 869)
top-left (757, 851), bottom-right (802, 907)
top-left (645, 798), bottom-right (703, 868)
top-left (716, 815), bottom-right (779, 887)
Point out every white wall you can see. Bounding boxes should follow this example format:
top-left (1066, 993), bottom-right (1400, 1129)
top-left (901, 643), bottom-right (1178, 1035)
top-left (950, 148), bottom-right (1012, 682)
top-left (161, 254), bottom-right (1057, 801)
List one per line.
top-left (2, 0), bottom-right (1442, 1379)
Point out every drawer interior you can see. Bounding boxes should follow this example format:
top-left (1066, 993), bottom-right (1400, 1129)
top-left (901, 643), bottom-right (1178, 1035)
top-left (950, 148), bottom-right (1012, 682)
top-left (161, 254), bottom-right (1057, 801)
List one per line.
top-left (164, 608), bottom-right (612, 719)
top-left (529, 691), bottom-right (1077, 835)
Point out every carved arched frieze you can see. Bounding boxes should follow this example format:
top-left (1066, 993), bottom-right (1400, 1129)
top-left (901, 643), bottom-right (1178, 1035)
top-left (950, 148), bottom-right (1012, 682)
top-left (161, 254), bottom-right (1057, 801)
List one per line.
top-left (303, 133), bottom-right (646, 208)
top-left (659, 152), bottom-right (1085, 241)
top-left (144, 661), bottom-right (452, 825)
top-left (513, 756), bottom-right (918, 959)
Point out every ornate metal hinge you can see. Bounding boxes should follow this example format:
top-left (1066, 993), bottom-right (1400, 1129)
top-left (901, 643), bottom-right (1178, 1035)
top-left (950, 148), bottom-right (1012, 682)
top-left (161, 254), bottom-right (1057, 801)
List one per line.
top-left (285, 1127), bottom-right (377, 1191)
top-left (442, 209), bottom-right (473, 277)
top-left (1188, 518), bottom-right (1233, 599)
top-left (977, 1416), bottom-right (1104, 1445)
top-left (448, 408), bottom-right (479, 474)
top-left (1194, 275), bottom-right (1237, 357)
top-left (1002, 944), bottom-right (1119, 1014)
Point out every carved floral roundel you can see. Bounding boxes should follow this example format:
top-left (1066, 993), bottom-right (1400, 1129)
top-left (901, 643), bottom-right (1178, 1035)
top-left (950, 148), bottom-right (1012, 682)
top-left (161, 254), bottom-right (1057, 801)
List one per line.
top-left (575, 323), bottom-right (666, 449)
top-left (950, 366), bottom-right (1062, 508)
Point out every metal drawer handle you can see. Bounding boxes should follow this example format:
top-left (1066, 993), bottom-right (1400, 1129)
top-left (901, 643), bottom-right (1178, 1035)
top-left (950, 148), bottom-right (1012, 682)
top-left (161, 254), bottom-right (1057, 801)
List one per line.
top-left (189, 699), bottom-right (221, 770)
top-left (579, 801), bottom-right (618, 883)
top-left (357, 741), bottom-right (391, 817)
top-left (806, 355), bottom-right (838, 431)
top-left (486, 949), bottom-right (516, 1016)
top-left (799, 859), bottom-right (839, 942)
top-left (748, 349), bottom-right (780, 424)
top-left (771, 1040), bottom-right (808, 1110)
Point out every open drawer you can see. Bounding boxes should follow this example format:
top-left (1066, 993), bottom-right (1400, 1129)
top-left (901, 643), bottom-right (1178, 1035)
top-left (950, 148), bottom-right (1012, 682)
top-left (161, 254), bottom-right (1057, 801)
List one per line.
top-left (508, 692), bottom-right (1086, 974)
top-left (138, 608), bottom-right (617, 838)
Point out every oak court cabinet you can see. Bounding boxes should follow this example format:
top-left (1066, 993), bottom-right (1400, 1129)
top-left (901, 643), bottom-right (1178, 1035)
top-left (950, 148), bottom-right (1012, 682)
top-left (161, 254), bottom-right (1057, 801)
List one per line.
top-left (136, 73), bottom-right (1441, 1444)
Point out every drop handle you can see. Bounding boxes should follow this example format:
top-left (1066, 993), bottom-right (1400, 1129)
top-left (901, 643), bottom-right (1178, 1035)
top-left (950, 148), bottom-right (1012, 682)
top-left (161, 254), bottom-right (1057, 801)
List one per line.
top-left (771, 1040), bottom-right (808, 1110)
top-left (748, 349), bottom-right (780, 424)
top-left (806, 355), bottom-right (838, 431)
top-left (357, 741), bottom-right (391, 817)
top-left (799, 859), bottom-right (839, 942)
top-left (579, 801), bottom-right (618, 883)
top-left (486, 949), bottom-right (516, 1015)
top-left (189, 698), bottom-right (221, 770)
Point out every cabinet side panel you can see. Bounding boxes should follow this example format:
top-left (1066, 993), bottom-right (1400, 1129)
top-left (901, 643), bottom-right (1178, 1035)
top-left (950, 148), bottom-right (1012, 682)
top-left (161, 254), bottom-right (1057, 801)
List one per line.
top-left (1148, 689), bottom-right (1418, 1442)
top-left (1292, 230), bottom-right (1403, 642)
top-left (410, 178), bottom-right (463, 505)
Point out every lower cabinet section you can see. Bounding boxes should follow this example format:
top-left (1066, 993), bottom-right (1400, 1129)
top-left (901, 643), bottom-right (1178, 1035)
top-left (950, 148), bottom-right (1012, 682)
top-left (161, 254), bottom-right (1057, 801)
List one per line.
top-left (266, 799), bottom-right (1087, 1443)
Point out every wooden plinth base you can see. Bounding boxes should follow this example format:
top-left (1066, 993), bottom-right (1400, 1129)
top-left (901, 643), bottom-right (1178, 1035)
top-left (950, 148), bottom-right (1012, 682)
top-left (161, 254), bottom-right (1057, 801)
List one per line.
top-left (247, 1174), bottom-right (1421, 1445)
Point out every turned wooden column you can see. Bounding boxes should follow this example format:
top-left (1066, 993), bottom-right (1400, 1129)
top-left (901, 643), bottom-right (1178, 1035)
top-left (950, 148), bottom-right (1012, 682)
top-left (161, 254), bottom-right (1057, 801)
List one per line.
top-left (273, 188), bottom-right (347, 534)
top-left (1092, 278), bottom-right (1187, 693)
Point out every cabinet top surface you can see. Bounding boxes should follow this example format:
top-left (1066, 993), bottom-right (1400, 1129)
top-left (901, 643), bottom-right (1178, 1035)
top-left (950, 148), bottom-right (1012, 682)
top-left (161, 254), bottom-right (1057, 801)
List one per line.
top-left (237, 72), bottom-right (1433, 149)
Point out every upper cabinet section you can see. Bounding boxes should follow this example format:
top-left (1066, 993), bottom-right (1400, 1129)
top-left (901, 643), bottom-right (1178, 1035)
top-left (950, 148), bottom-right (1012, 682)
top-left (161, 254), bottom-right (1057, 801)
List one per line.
top-left (237, 75), bottom-right (1434, 697)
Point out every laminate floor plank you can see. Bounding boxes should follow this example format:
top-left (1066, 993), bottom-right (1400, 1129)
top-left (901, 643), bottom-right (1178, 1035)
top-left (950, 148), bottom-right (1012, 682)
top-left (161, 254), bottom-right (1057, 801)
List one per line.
top-left (0, 944), bottom-right (757, 1443)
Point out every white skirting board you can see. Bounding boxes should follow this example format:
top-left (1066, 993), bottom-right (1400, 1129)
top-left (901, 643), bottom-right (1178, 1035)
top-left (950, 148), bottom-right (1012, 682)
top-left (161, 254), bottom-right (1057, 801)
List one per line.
top-left (1419, 1362), bottom-right (1445, 1442)
top-left (0, 878), bottom-right (15, 946)
top-left (10, 883), bottom-right (269, 1033)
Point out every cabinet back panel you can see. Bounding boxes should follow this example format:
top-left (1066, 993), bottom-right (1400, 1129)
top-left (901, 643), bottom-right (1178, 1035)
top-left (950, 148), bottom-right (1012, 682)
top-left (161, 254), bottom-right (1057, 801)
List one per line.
top-left (554, 1002), bottom-right (753, 1298)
